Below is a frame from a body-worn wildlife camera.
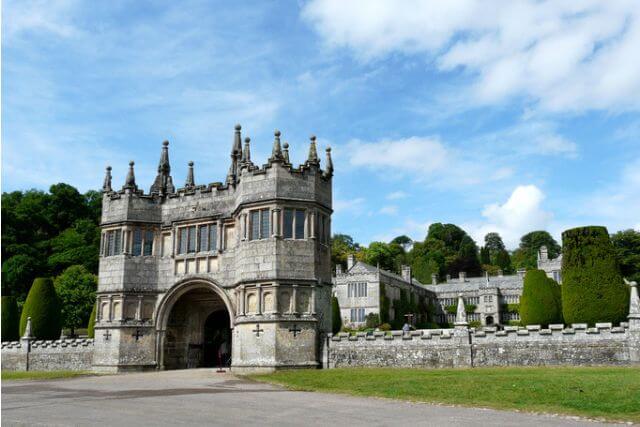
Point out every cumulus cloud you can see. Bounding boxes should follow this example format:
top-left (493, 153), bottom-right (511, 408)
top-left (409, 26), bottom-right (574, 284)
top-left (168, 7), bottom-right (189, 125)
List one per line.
top-left (465, 185), bottom-right (553, 248)
top-left (386, 191), bottom-right (408, 200)
top-left (379, 205), bottom-right (399, 216)
top-left (344, 136), bottom-right (513, 187)
top-left (302, 0), bottom-right (640, 112)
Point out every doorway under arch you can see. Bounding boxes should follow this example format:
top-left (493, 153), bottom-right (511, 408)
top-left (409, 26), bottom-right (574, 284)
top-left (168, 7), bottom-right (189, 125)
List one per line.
top-left (160, 284), bottom-right (233, 370)
top-left (485, 316), bottom-right (494, 326)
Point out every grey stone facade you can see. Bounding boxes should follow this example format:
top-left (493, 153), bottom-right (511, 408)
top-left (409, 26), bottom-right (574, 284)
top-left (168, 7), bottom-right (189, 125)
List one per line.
top-left (333, 256), bottom-right (524, 327)
top-left (537, 245), bottom-right (563, 283)
top-left (93, 126), bottom-right (333, 373)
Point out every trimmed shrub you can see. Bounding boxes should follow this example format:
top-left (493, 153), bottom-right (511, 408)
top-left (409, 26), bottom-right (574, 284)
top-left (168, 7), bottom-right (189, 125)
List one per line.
top-left (365, 312), bottom-right (380, 329)
top-left (378, 323), bottom-right (391, 331)
top-left (331, 296), bottom-right (342, 334)
top-left (1, 296), bottom-right (20, 341)
top-left (562, 226), bottom-right (629, 325)
top-left (519, 269), bottom-right (562, 326)
top-left (19, 277), bottom-right (62, 339)
top-left (87, 303), bottom-right (97, 338)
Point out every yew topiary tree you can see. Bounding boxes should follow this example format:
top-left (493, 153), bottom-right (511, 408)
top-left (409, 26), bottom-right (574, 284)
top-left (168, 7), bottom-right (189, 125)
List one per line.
top-left (87, 303), bottom-right (96, 338)
top-left (519, 269), bottom-right (562, 326)
top-left (331, 296), bottom-right (342, 334)
top-left (562, 226), bottom-right (629, 325)
top-left (19, 277), bottom-right (62, 339)
top-left (1, 296), bottom-right (20, 341)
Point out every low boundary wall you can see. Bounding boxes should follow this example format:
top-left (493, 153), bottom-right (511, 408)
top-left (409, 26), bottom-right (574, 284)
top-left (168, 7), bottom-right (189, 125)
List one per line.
top-left (1, 338), bottom-right (94, 371)
top-left (325, 322), bottom-right (640, 368)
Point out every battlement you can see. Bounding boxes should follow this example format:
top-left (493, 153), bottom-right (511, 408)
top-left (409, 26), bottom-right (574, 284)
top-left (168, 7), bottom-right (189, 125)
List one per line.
top-left (101, 126), bottom-right (333, 205)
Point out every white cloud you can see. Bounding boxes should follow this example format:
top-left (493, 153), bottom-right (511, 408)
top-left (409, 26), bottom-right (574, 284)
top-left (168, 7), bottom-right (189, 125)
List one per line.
top-left (371, 218), bottom-right (432, 244)
top-left (344, 136), bottom-right (513, 188)
top-left (334, 197), bottom-right (366, 215)
top-left (465, 185), bottom-right (553, 248)
top-left (3, 0), bottom-right (80, 39)
top-left (583, 157), bottom-right (640, 232)
top-left (386, 191), bottom-right (408, 200)
top-left (379, 205), bottom-right (399, 216)
top-left (302, 0), bottom-right (640, 113)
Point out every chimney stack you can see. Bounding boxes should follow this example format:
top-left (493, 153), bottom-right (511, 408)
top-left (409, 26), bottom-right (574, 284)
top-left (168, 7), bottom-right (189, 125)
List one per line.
top-left (459, 271), bottom-right (467, 282)
top-left (498, 269), bottom-right (503, 277)
top-left (347, 254), bottom-right (356, 271)
top-left (401, 265), bottom-right (412, 283)
top-left (336, 264), bottom-right (343, 275)
top-left (517, 268), bottom-right (526, 279)
top-left (446, 274), bottom-right (451, 283)
top-left (431, 273), bottom-right (438, 285)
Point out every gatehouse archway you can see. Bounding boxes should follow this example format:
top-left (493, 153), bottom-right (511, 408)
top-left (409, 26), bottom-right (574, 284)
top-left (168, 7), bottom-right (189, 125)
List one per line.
top-left (155, 279), bottom-right (234, 370)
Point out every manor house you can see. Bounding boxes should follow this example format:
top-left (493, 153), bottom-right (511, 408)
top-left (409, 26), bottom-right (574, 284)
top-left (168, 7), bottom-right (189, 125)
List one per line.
top-left (334, 249), bottom-right (562, 328)
top-left (93, 125), bottom-right (333, 373)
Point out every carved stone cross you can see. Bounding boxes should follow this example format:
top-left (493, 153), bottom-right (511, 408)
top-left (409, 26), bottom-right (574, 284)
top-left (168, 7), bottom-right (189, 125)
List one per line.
top-left (289, 324), bottom-right (301, 338)
top-left (103, 330), bottom-right (112, 341)
top-left (253, 323), bottom-right (264, 337)
top-left (132, 328), bottom-right (143, 341)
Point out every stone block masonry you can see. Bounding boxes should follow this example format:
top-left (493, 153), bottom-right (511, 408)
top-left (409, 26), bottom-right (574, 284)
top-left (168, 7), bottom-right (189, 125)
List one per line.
top-left (1, 338), bottom-right (94, 372)
top-left (325, 323), bottom-right (638, 368)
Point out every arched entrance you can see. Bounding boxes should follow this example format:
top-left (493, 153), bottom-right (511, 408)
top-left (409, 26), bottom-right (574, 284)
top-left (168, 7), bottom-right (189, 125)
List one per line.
top-left (156, 280), bottom-right (234, 370)
top-left (203, 310), bottom-right (231, 367)
top-left (485, 315), bottom-right (494, 326)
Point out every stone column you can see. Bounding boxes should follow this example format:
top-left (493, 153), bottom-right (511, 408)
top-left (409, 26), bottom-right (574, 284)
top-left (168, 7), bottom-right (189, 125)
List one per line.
top-left (240, 213), bottom-right (247, 241)
top-left (453, 293), bottom-right (472, 368)
top-left (256, 285), bottom-right (263, 315)
top-left (136, 296), bottom-right (143, 321)
top-left (272, 208), bottom-right (281, 238)
top-left (272, 284), bottom-right (280, 314)
top-left (291, 285), bottom-right (298, 314)
top-left (240, 285), bottom-right (246, 316)
top-left (308, 210), bottom-right (315, 240)
top-left (157, 330), bottom-right (166, 370)
top-left (107, 295), bottom-right (113, 323)
top-left (626, 280), bottom-right (640, 363)
top-left (310, 285), bottom-right (316, 315)
top-left (217, 222), bottom-right (224, 252)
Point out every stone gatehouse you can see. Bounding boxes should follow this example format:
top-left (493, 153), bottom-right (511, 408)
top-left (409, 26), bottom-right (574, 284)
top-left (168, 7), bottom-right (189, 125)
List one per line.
top-left (93, 125), bottom-right (333, 373)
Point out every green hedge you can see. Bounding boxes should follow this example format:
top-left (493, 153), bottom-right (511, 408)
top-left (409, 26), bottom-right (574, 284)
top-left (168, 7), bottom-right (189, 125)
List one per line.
top-left (1, 296), bottom-right (20, 341)
top-left (562, 226), bottom-right (629, 325)
top-left (520, 269), bottom-right (562, 326)
top-left (331, 296), bottom-right (342, 334)
top-left (87, 303), bottom-right (96, 338)
top-left (19, 277), bottom-right (62, 339)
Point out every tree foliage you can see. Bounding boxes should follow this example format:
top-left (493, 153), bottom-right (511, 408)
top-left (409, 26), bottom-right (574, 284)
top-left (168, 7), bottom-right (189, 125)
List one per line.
top-left (54, 265), bottom-right (98, 335)
top-left (19, 277), bottom-right (62, 339)
top-left (561, 226), bottom-right (629, 325)
top-left (520, 269), bottom-right (562, 326)
top-left (1, 184), bottom-right (101, 304)
top-left (1, 296), bottom-right (20, 341)
top-left (611, 229), bottom-right (640, 283)
top-left (331, 234), bottom-right (359, 271)
top-left (87, 303), bottom-right (97, 339)
top-left (512, 230), bottom-right (561, 270)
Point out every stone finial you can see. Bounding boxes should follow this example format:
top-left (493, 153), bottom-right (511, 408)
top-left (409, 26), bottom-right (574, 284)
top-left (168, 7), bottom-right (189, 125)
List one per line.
top-left (123, 161), bottom-right (137, 191)
top-left (283, 142), bottom-right (290, 164)
top-left (324, 147), bottom-right (333, 178)
top-left (625, 278), bottom-right (640, 320)
top-left (233, 124), bottom-right (242, 157)
top-left (227, 125), bottom-right (243, 185)
top-left (242, 137), bottom-right (252, 164)
top-left (150, 140), bottom-right (175, 195)
top-left (454, 294), bottom-right (468, 327)
top-left (102, 166), bottom-right (113, 192)
top-left (270, 130), bottom-right (283, 162)
top-left (22, 317), bottom-right (33, 339)
top-left (185, 161), bottom-right (195, 188)
top-left (306, 135), bottom-right (320, 166)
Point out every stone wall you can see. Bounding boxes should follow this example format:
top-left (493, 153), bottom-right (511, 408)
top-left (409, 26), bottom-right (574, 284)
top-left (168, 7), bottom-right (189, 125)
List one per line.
top-left (326, 323), bottom-right (638, 369)
top-left (1, 338), bottom-right (94, 372)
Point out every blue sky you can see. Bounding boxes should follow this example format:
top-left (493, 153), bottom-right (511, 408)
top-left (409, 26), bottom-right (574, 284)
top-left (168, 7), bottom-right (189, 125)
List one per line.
top-left (2, 0), bottom-right (640, 248)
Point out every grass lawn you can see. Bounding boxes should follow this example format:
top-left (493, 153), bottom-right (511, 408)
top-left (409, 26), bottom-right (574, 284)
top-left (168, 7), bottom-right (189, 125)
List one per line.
top-left (250, 367), bottom-right (640, 423)
top-left (1, 370), bottom-right (93, 381)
